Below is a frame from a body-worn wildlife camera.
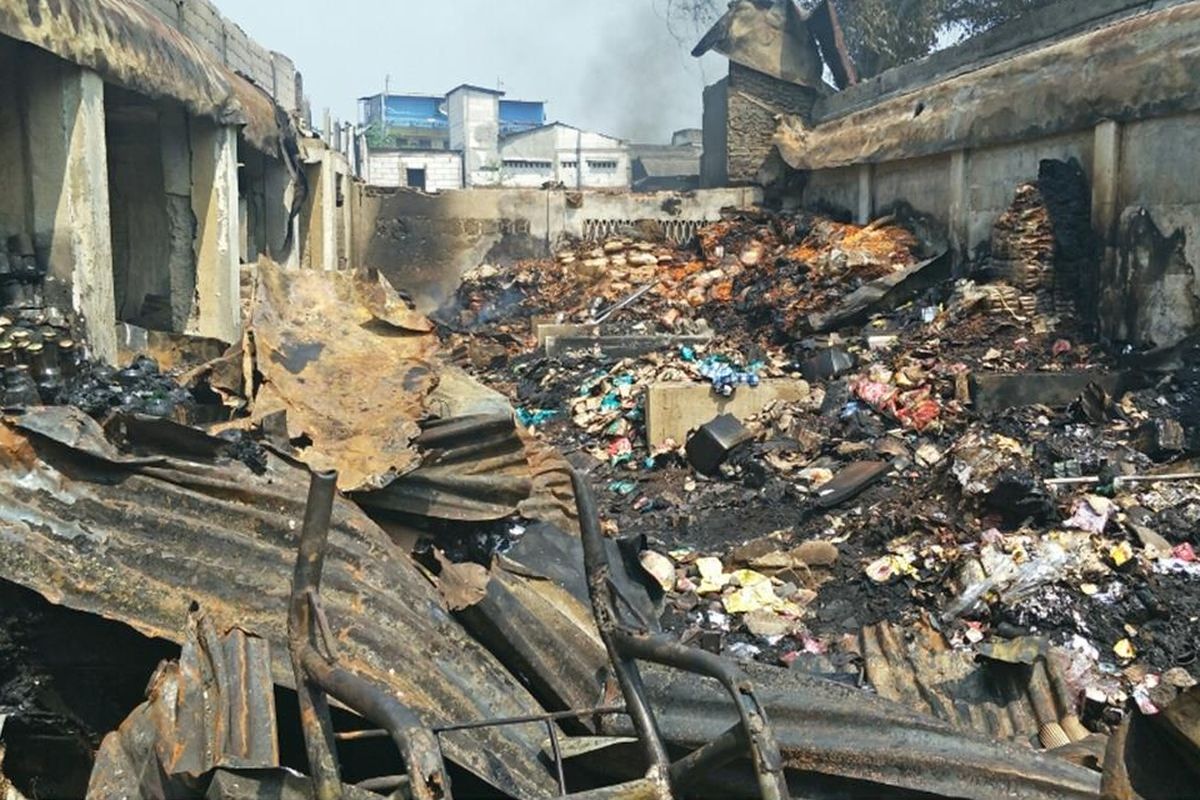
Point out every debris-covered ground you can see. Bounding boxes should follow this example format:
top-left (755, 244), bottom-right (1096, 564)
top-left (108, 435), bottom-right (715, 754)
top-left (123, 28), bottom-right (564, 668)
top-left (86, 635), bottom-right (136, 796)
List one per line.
top-left (438, 175), bottom-right (1200, 725)
top-left (0, 171), bottom-right (1198, 799)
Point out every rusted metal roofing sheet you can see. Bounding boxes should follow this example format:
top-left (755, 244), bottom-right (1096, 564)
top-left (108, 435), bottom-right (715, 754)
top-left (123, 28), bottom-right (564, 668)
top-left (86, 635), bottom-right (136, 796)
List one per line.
top-left (247, 262), bottom-right (439, 493)
top-left (627, 663), bottom-right (1101, 800)
top-left (87, 612), bottom-right (279, 799)
top-left (0, 0), bottom-right (283, 152)
top-left (0, 407), bottom-right (559, 798)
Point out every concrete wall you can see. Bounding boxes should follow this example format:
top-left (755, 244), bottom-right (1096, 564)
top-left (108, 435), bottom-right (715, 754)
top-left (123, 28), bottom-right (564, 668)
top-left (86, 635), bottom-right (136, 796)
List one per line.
top-left (0, 39), bottom-right (28, 240)
top-left (449, 88), bottom-right (502, 187)
top-left (796, 1), bottom-right (1200, 349)
top-left (356, 186), bottom-right (760, 313)
top-left (105, 87), bottom-right (174, 329)
top-left (366, 150), bottom-right (464, 191)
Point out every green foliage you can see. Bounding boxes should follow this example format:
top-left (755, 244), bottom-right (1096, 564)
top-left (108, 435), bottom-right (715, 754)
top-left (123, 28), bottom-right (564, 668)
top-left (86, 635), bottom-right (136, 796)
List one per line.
top-left (669, 0), bottom-right (1058, 78)
top-left (833, 0), bottom-right (1056, 77)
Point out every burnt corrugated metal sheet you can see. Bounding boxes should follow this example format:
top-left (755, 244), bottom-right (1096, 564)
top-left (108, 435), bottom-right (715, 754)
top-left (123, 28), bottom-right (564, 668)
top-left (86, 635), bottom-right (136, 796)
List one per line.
top-left (0, 407), bottom-right (560, 798)
top-left (859, 621), bottom-right (1093, 751)
top-left (627, 663), bottom-right (1101, 800)
top-left (247, 262), bottom-right (439, 493)
top-left (0, 0), bottom-right (283, 152)
top-left (87, 611), bottom-right (279, 798)
top-left (450, 514), bottom-right (1102, 799)
top-left (357, 415), bottom-right (579, 532)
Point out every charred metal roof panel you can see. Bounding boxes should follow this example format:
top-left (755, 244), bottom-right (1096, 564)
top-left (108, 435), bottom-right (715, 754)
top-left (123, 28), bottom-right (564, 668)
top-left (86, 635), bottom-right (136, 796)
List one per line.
top-left (0, 0), bottom-right (283, 153)
top-left (0, 408), bottom-right (560, 798)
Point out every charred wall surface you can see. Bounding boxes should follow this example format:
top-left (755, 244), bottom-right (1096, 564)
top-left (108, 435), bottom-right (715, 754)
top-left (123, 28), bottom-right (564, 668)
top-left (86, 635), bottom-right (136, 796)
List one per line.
top-left (791, 1), bottom-right (1200, 350)
top-left (726, 63), bottom-right (818, 185)
top-left (356, 186), bottom-right (762, 313)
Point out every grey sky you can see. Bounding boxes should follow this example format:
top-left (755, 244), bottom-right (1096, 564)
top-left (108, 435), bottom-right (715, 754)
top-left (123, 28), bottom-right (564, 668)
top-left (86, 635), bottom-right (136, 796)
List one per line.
top-left (212, 1), bottom-right (724, 143)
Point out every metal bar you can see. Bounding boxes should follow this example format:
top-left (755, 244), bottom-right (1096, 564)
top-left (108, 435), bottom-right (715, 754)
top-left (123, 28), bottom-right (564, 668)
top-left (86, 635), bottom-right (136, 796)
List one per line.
top-left (336, 706), bottom-right (628, 741)
top-left (300, 648), bottom-right (450, 800)
top-left (571, 467), bottom-right (789, 800)
top-left (288, 469), bottom-right (452, 800)
top-left (590, 282), bottom-right (657, 325)
top-left (1045, 472), bottom-right (1200, 486)
top-left (546, 719), bottom-right (567, 797)
top-left (288, 469), bottom-right (343, 800)
top-left (355, 775), bottom-right (410, 792)
top-left (668, 726), bottom-right (746, 790)
top-left (572, 469), bottom-right (673, 784)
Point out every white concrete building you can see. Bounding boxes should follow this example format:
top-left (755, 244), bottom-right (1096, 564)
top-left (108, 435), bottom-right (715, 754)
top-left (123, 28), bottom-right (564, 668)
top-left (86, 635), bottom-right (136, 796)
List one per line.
top-left (365, 150), bottom-right (463, 193)
top-left (448, 85), bottom-right (504, 187)
top-left (499, 123), bottom-right (630, 189)
top-left (362, 85), bottom-right (631, 191)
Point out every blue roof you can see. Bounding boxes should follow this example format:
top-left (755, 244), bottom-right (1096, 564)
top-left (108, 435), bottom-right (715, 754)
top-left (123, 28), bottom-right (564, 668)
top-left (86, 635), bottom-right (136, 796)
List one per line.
top-left (499, 99), bottom-right (545, 135)
top-left (383, 94), bottom-right (448, 130)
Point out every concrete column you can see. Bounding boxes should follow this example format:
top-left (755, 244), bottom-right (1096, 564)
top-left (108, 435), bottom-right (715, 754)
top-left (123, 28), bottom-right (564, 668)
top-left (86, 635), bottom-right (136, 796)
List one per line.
top-left (1092, 120), bottom-right (1122, 244)
top-left (339, 167), bottom-right (354, 268)
top-left (188, 118), bottom-right (241, 342)
top-left (856, 163), bottom-right (874, 225)
top-left (948, 150), bottom-right (970, 271)
top-left (322, 154), bottom-right (337, 270)
top-left (24, 60), bottom-right (118, 363)
top-left (264, 157), bottom-right (298, 268)
top-left (303, 151), bottom-right (337, 271)
top-left (159, 103), bottom-right (197, 332)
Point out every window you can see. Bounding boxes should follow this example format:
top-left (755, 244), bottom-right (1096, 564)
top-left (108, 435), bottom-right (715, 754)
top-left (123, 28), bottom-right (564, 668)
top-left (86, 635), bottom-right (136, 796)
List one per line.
top-left (502, 159), bottom-right (552, 170)
top-left (418, 138), bottom-right (432, 148)
top-left (587, 159), bottom-right (618, 170)
top-left (561, 160), bottom-right (578, 169)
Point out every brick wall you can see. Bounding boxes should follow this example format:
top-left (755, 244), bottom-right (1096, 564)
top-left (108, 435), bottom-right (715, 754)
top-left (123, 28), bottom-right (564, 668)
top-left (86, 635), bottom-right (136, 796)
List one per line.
top-left (367, 151), bottom-right (463, 192)
top-left (132, 0), bottom-right (301, 114)
top-left (726, 62), bottom-right (817, 183)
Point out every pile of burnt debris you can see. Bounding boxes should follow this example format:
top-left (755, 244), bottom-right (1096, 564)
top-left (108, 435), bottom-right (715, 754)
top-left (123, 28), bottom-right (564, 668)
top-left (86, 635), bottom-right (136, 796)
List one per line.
top-left (1, 163), bottom-right (1199, 800)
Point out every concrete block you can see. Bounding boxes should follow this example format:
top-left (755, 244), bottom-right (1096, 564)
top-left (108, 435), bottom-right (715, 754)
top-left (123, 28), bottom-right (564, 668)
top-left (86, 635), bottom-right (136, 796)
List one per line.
top-left (646, 379), bottom-right (810, 447)
top-left (969, 371), bottom-right (1131, 414)
top-left (536, 322), bottom-right (596, 347)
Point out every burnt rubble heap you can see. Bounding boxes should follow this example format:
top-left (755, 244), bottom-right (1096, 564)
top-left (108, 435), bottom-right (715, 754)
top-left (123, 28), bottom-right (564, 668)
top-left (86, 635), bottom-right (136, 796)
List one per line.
top-left (0, 170), bottom-right (1198, 798)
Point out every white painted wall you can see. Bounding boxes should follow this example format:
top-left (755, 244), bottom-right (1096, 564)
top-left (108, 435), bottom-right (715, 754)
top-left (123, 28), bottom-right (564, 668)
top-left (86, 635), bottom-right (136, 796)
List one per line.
top-left (448, 87), bottom-right (501, 187)
top-left (499, 124), bottom-right (630, 189)
top-left (367, 150), bottom-right (463, 191)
